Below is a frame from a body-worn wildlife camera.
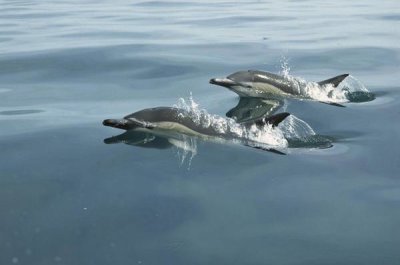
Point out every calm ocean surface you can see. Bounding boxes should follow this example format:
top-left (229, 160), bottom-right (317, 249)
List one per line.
top-left (1, 0), bottom-right (400, 264)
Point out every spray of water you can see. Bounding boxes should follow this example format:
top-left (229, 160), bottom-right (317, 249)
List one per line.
top-left (280, 115), bottom-right (316, 139)
top-left (170, 135), bottom-right (197, 169)
top-left (174, 94), bottom-right (288, 149)
top-left (279, 55), bottom-right (291, 78)
top-left (278, 57), bottom-right (372, 103)
top-left (170, 94), bottom-right (335, 161)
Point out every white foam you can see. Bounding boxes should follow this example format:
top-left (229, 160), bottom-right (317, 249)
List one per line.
top-left (278, 58), bottom-right (371, 103)
top-left (174, 95), bottom-right (288, 149)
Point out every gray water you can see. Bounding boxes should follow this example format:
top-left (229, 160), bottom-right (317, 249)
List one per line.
top-left (1, 0), bottom-right (400, 264)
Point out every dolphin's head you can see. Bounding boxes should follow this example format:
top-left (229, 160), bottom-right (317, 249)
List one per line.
top-left (103, 118), bottom-right (133, 130)
top-left (210, 71), bottom-right (258, 97)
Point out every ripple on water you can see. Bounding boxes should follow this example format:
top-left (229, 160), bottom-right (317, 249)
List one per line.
top-left (375, 15), bottom-right (400, 21)
top-left (175, 15), bottom-right (295, 26)
top-left (134, 1), bottom-right (204, 8)
top-left (0, 45), bottom-right (198, 82)
top-left (0, 37), bottom-right (13, 43)
top-left (292, 47), bottom-right (399, 71)
top-left (0, 88), bottom-right (12, 93)
top-left (352, 90), bottom-right (398, 108)
top-left (0, 109), bottom-right (44, 115)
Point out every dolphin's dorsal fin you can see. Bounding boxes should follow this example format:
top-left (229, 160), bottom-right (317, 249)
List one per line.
top-left (253, 112), bottom-right (290, 128)
top-left (318, 74), bottom-right (349, 87)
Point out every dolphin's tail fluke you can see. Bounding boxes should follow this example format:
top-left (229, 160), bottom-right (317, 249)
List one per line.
top-left (317, 74), bottom-right (349, 88)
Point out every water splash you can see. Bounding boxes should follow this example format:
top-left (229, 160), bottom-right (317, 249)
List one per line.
top-left (339, 75), bottom-right (375, 102)
top-left (280, 115), bottom-right (316, 139)
top-left (174, 95), bottom-right (240, 135)
top-left (170, 135), bottom-right (197, 169)
top-left (172, 95), bottom-right (337, 152)
top-left (279, 55), bottom-right (291, 78)
top-left (285, 75), bottom-right (349, 103)
top-left (278, 60), bottom-right (374, 103)
top-left (339, 75), bottom-right (368, 93)
top-left (174, 95), bottom-right (288, 149)
top-left (280, 115), bottom-right (333, 149)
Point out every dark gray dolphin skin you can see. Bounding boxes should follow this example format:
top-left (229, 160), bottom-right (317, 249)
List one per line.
top-left (226, 97), bottom-right (283, 123)
top-left (210, 70), bottom-right (348, 107)
top-left (103, 107), bottom-right (290, 154)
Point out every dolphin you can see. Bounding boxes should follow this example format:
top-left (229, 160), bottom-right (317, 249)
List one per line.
top-left (210, 70), bottom-right (349, 107)
top-left (103, 107), bottom-right (290, 154)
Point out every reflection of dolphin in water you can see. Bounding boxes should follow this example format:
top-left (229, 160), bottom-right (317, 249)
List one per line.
top-left (103, 107), bottom-right (290, 154)
top-left (104, 130), bottom-right (172, 149)
top-left (226, 97), bottom-right (283, 123)
top-left (210, 70), bottom-right (348, 107)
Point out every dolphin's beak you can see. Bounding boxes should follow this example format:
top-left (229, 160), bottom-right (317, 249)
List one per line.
top-left (209, 78), bottom-right (237, 88)
top-left (209, 78), bottom-right (219, 85)
top-left (103, 119), bottom-right (130, 130)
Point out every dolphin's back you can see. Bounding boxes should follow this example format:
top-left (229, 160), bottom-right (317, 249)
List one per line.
top-left (227, 71), bottom-right (255, 82)
top-left (125, 107), bottom-right (224, 137)
top-left (125, 107), bottom-right (184, 123)
top-left (228, 70), bottom-right (299, 96)
top-left (250, 70), bottom-right (300, 95)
